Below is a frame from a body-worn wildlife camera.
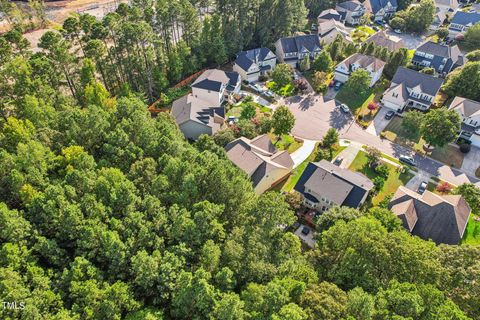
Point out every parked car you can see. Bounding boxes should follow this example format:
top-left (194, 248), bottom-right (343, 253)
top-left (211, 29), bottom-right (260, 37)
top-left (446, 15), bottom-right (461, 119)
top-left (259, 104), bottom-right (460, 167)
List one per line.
top-left (394, 29), bottom-right (402, 34)
top-left (375, 20), bottom-right (385, 26)
top-left (250, 83), bottom-right (263, 93)
top-left (399, 155), bottom-right (416, 166)
top-left (339, 103), bottom-right (350, 113)
top-left (333, 157), bottom-right (344, 166)
top-left (334, 81), bottom-right (343, 91)
top-left (301, 226), bottom-right (310, 235)
top-left (385, 110), bottom-right (395, 120)
top-left (418, 181), bottom-right (427, 194)
top-left (372, 26), bottom-right (379, 31)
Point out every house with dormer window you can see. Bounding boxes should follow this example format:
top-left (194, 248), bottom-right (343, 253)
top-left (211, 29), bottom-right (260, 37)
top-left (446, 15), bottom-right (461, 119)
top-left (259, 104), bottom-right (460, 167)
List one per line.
top-left (448, 11), bottom-right (480, 37)
top-left (449, 96), bottom-right (480, 147)
top-left (411, 41), bottom-right (464, 75)
top-left (365, 0), bottom-right (398, 21)
top-left (336, 0), bottom-right (366, 25)
top-left (381, 67), bottom-right (444, 112)
top-left (334, 53), bottom-right (386, 87)
top-left (233, 48), bottom-right (277, 83)
top-left (275, 35), bottom-right (322, 67)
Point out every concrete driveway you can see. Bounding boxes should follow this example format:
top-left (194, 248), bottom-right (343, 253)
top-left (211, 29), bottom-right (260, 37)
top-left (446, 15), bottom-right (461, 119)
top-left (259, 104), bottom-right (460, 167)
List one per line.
top-left (385, 30), bottom-right (425, 49)
top-left (324, 87), bottom-right (338, 101)
top-left (294, 224), bottom-right (316, 248)
top-left (285, 94), bottom-right (353, 140)
top-left (291, 139), bottom-right (317, 168)
top-left (405, 170), bottom-right (432, 191)
top-left (461, 145), bottom-right (480, 177)
top-left (366, 107), bottom-right (393, 136)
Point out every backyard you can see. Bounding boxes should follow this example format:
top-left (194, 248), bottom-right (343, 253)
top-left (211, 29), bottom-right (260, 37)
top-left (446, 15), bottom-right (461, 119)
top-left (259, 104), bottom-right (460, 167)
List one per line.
top-left (462, 214), bottom-right (480, 245)
top-left (350, 26), bottom-right (376, 42)
top-left (226, 100), bottom-right (271, 118)
top-left (349, 150), bottom-right (414, 206)
top-left (382, 116), bottom-right (465, 168)
top-left (269, 133), bottom-right (303, 153)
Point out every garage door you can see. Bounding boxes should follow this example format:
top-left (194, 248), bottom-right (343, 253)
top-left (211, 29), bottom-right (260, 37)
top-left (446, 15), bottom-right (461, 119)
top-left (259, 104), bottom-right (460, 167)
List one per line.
top-left (334, 72), bottom-right (349, 83)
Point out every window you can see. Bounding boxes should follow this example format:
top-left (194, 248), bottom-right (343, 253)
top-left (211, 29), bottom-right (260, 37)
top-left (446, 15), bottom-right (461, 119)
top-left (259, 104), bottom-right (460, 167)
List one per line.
top-left (425, 54), bottom-right (434, 59)
top-left (416, 51), bottom-right (425, 57)
top-left (392, 92), bottom-right (398, 98)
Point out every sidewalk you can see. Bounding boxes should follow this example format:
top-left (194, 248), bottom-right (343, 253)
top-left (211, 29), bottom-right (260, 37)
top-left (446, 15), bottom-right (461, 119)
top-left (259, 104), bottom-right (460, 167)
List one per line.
top-left (290, 139), bottom-right (317, 168)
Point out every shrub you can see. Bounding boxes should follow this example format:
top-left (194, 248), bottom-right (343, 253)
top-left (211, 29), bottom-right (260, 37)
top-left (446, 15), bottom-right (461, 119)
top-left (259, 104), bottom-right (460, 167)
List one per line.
top-left (375, 164), bottom-right (390, 179)
top-left (314, 148), bottom-right (331, 162)
top-left (373, 176), bottom-right (386, 192)
top-left (258, 74), bottom-right (269, 82)
top-left (460, 143), bottom-right (471, 153)
top-left (436, 182), bottom-right (452, 194)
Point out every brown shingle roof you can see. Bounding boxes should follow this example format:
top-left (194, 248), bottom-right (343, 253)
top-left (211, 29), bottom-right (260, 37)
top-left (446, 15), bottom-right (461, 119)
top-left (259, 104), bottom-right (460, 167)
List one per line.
top-left (366, 31), bottom-right (404, 51)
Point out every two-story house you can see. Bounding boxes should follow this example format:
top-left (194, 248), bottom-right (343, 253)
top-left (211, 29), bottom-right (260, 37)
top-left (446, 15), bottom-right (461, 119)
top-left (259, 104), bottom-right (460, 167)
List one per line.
top-left (336, 0), bottom-right (366, 25)
top-left (334, 53), bottom-right (386, 87)
top-left (382, 67), bottom-right (444, 112)
top-left (364, 0), bottom-right (398, 21)
top-left (171, 69), bottom-right (241, 140)
top-left (317, 19), bottom-right (353, 44)
top-left (448, 11), bottom-right (480, 37)
top-left (233, 48), bottom-right (277, 83)
top-left (411, 41), bottom-right (464, 75)
top-left (318, 8), bottom-right (343, 22)
top-left (275, 34), bottom-right (322, 67)
top-left (226, 135), bottom-right (294, 194)
top-left (366, 31), bottom-right (404, 51)
top-left (294, 160), bottom-right (374, 211)
top-left (449, 96), bottom-right (480, 147)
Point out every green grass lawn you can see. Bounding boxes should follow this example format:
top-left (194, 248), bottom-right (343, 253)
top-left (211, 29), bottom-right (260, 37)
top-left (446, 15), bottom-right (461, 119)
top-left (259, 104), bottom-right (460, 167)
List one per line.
top-left (462, 214), bottom-right (480, 245)
top-left (351, 26), bottom-right (376, 42)
top-left (382, 116), bottom-right (464, 168)
top-left (267, 81), bottom-right (296, 97)
top-left (349, 151), bottom-right (414, 206)
top-left (226, 101), bottom-right (272, 119)
top-left (336, 88), bottom-right (374, 112)
top-left (269, 134), bottom-right (303, 154)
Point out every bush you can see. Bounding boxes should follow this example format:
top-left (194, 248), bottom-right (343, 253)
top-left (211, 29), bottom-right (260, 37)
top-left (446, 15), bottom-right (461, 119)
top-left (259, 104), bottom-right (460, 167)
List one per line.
top-left (436, 182), bottom-right (452, 194)
top-left (373, 176), bottom-right (386, 192)
top-left (460, 143), bottom-right (471, 153)
top-left (314, 148), bottom-right (331, 162)
top-left (258, 74), bottom-right (269, 82)
top-left (375, 164), bottom-right (390, 179)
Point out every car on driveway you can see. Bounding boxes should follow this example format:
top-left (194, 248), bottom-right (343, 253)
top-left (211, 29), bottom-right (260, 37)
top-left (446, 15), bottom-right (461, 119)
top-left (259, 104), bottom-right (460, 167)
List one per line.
top-left (333, 157), bottom-right (343, 166)
top-left (334, 81), bottom-right (343, 91)
top-left (264, 90), bottom-right (274, 98)
top-left (339, 103), bottom-right (350, 113)
top-left (418, 181), bottom-right (427, 194)
top-left (301, 226), bottom-right (310, 235)
top-left (394, 29), bottom-right (402, 34)
top-left (399, 155), bottom-right (416, 166)
top-left (250, 83), bottom-right (263, 93)
top-left (385, 110), bottom-right (395, 120)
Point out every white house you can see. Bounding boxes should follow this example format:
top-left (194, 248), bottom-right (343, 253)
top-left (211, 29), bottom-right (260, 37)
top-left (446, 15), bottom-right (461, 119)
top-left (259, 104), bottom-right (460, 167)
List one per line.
top-left (381, 67), bottom-right (444, 112)
top-left (364, 0), bottom-right (398, 21)
top-left (171, 69), bottom-right (241, 140)
top-left (334, 53), bottom-right (386, 87)
top-left (336, 0), bottom-right (366, 25)
top-left (449, 96), bottom-right (480, 147)
top-left (448, 11), bottom-right (480, 37)
top-left (233, 48), bottom-right (276, 83)
top-left (225, 135), bottom-right (294, 194)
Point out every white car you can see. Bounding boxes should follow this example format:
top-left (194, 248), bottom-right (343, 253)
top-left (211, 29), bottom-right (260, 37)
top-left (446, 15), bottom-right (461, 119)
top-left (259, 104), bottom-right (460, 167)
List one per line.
top-left (394, 29), bottom-right (402, 34)
top-left (339, 104), bottom-right (350, 113)
top-left (249, 83), bottom-right (263, 93)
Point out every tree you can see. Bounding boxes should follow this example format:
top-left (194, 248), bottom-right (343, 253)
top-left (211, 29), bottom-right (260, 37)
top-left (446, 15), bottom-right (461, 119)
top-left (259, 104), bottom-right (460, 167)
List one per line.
top-left (389, 17), bottom-right (406, 31)
top-left (240, 103), bottom-right (257, 120)
top-left (313, 50), bottom-right (332, 72)
top-left (299, 282), bottom-right (347, 320)
top-left (365, 146), bottom-right (381, 167)
top-left (464, 24), bottom-right (480, 50)
top-left (436, 27), bottom-right (449, 40)
top-left (271, 106), bottom-right (295, 137)
top-left (343, 69), bottom-right (371, 96)
top-left (316, 206), bottom-right (367, 232)
top-left (465, 49), bottom-right (480, 62)
top-left (311, 71), bottom-right (328, 94)
top-left (402, 110), bottom-right (424, 136)
top-left (454, 183), bottom-right (480, 214)
top-left (421, 108), bottom-right (461, 148)
top-left (299, 56), bottom-right (310, 71)
top-left (322, 128), bottom-right (339, 158)
top-left (294, 79), bottom-right (309, 92)
top-left (367, 102), bottom-right (378, 114)
top-left (399, 0), bottom-right (435, 33)
top-left (213, 128), bottom-right (235, 147)
top-left (419, 67), bottom-right (435, 74)
top-left (436, 181), bottom-right (452, 194)
top-left (272, 63), bottom-right (294, 88)
top-left (443, 62), bottom-right (480, 101)
top-left (383, 48), bottom-right (409, 79)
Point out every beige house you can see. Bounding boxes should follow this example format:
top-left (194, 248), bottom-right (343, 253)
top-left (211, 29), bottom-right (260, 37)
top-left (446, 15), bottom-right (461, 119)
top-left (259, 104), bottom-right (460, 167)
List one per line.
top-left (334, 53), bottom-right (386, 87)
top-left (336, 0), bottom-right (366, 25)
top-left (171, 69), bottom-right (241, 140)
top-left (389, 186), bottom-right (470, 244)
top-left (294, 160), bottom-right (374, 211)
top-left (318, 19), bottom-right (352, 44)
top-left (225, 135), bottom-right (294, 194)
top-left (449, 96), bottom-right (480, 147)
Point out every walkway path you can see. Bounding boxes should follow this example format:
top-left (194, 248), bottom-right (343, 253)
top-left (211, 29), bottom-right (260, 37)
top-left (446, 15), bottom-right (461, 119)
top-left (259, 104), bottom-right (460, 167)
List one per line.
top-left (334, 141), bottom-right (362, 168)
top-left (290, 139), bottom-right (317, 168)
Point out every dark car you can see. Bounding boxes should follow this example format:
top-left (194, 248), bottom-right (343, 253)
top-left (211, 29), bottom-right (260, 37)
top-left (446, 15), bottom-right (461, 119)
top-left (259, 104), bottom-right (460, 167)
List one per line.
top-left (333, 157), bottom-right (344, 166)
top-left (301, 226), bottom-right (310, 235)
top-left (399, 155), bottom-right (416, 166)
top-left (418, 181), bottom-right (427, 194)
top-left (385, 110), bottom-right (395, 120)
top-left (334, 81), bottom-right (343, 91)
top-left (372, 26), bottom-right (379, 31)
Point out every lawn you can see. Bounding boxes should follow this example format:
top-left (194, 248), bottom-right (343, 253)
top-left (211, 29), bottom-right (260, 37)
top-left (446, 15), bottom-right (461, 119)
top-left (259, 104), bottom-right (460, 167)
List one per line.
top-left (267, 81), bottom-right (296, 97)
top-left (269, 133), bottom-right (304, 154)
top-left (226, 101), bottom-right (272, 119)
top-left (382, 116), bottom-right (464, 168)
top-left (350, 26), bottom-right (376, 42)
top-left (303, 70), bottom-right (333, 93)
top-left (349, 151), bottom-right (414, 206)
top-left (462, 214), bottom-right (480, 245)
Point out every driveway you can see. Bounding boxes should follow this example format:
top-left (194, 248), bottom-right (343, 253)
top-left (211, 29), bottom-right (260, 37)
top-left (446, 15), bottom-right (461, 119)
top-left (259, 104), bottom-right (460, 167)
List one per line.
top-left (365, 107), bottom-right (393, 136)
top-left (324, 87), bottom-right (338, 101)
top-left (384, 30), bottom-right (425, 50)
top-left (284, 94), bottom-right (353, 140)
top-left (333, 141), bottom-right (362, 168)
top-left (405, 170), bottom-right (432, 191)
top-left (461, 146), bottom-right (480, 177)
top-left (294, 224), bottom-right (316, 248)
top-left (291, 139), bottom-right (317, 168)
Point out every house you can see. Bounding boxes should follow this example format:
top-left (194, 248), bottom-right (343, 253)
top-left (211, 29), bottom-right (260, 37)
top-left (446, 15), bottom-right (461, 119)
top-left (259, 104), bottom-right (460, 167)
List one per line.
top-left (388, 186), bottom-right (470, 245)
top-left (318, 8), bottom-right (343, 22)
top-left (366, 30), bottom-right (404, 51)
top-left (435, 0), bottom-right (459, 13)
top-left (275, 34), bottom-right (322, 67)
top-left (381, 67), bottom-right (444, 112)
top-left (334, 53), bottom-right (386, 87)
top-left (294, 160), bottom-right (374, 211)
top-left (336, 0), bottom-right (366, 25)
top-left (233, 48), bottom-right (277, 83)
top-left (449, 96), bottom-right (480, 147)
top-left (318, 19), bottom-right (353, 44)
top-left (171, 69), bottom-right (241, 140)
top-left (364, 0), bottom-right (398, 21)
top-left (411, 41), bottom-right (464, 75)
top-left (431, 9), bottom-right (447, 30)
top-left (448, 11), bottom-right (480, 37)
top-left (225, 135), bottom-right (294, 194)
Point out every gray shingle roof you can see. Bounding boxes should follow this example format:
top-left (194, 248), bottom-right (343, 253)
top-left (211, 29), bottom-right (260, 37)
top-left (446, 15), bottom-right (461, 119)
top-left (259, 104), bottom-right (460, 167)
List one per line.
top-left (171, 94), bottom-right (224, 130)
top-left (390, 67), bottom-right (444, 97)
top-left (389, 186), bottom-right (471, 244)
top-left (318, 9), bottom-right (342, 21)
top-left (366, 0), bottom-right (397, 14)
top-left (450, 11), bottom-right (480, 26)
top-left (234, 47), bottom-right (275, 72)
top-left (449, 96), bottom-right (480, 118)
top-left (294, 160), bottom-right (374, 208)
top-left (366, 31), bottom-right (404, 51)
top-left (337, 0), bottom-right (364, 11)
top-left (279, 34), bottom-right (321, 54)
top-left (192, 69), bottom-right (240, 93)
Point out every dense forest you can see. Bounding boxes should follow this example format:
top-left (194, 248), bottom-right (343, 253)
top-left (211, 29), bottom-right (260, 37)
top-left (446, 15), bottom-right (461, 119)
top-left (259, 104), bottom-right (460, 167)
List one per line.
top-left (1, 0), bottom-right (480, 319)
